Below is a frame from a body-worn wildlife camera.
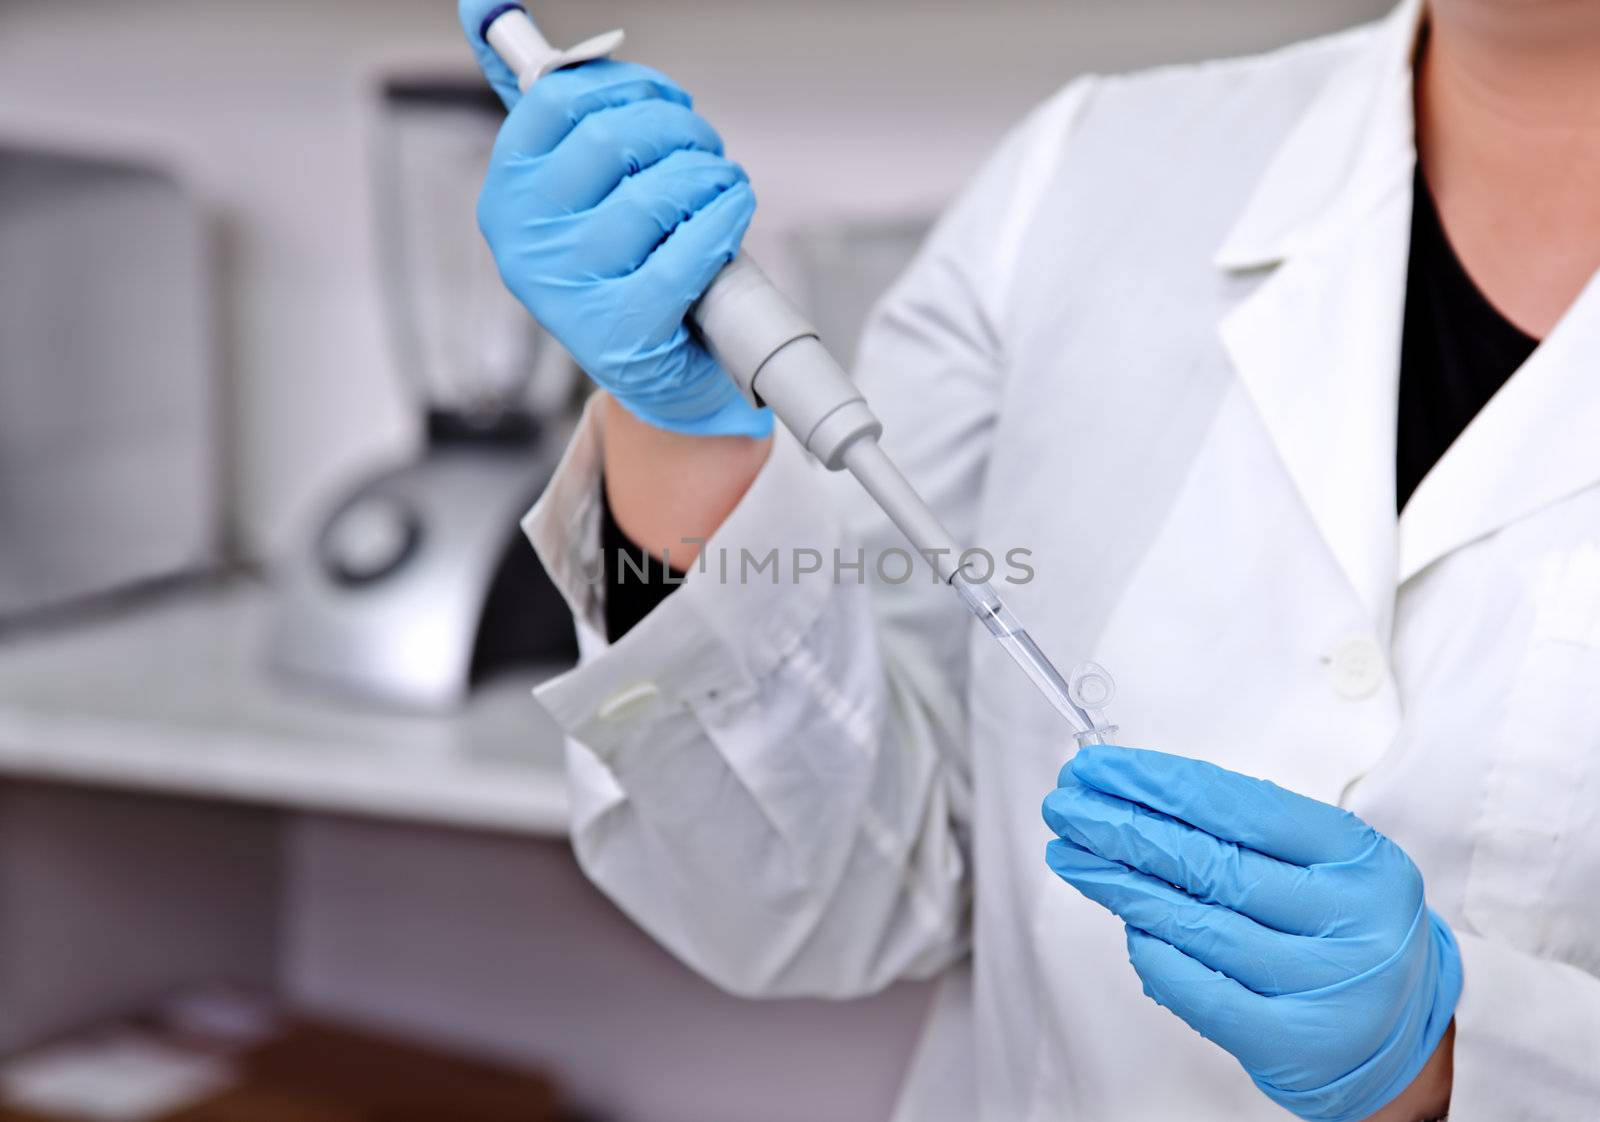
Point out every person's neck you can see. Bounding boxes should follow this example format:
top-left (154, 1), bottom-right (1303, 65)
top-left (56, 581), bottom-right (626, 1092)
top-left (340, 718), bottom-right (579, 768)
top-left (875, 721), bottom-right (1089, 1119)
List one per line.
top-left (1424, 0), bottom-right (1600, 128)
top-left (1418, 0), bottom-right (1600, 337)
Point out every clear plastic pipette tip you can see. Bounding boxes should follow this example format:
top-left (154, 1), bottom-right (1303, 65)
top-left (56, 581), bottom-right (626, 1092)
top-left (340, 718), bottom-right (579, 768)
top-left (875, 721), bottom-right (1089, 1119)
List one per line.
top-left (952, 577), bottom-right (1117, 747)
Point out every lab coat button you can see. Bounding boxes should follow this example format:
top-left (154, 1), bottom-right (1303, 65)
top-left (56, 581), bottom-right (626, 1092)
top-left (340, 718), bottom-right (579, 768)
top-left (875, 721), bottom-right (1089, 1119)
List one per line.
top-left (596, 681), bottom-right (660, 722)
top-left (1328, 638), bottom-right (1383, 700)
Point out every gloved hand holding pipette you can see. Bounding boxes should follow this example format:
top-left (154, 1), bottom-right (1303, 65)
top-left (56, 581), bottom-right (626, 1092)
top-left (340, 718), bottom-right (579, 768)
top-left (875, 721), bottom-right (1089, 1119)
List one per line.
top-left (462, 0), bottom-right (1115, 743)
top-left (468, 2), bottom-right (770, 438)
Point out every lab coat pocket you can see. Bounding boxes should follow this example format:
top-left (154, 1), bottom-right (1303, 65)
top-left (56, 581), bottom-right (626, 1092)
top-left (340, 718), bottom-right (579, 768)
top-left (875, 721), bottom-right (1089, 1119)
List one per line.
top-left (1463, 544), bottom-right (1600, 971)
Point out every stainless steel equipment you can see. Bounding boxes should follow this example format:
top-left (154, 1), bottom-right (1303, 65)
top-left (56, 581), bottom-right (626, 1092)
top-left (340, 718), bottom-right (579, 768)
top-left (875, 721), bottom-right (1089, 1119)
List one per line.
top-left (0, 145), bottom-right (217, 622)
top-left (269, 79), bottom-right (578, 711)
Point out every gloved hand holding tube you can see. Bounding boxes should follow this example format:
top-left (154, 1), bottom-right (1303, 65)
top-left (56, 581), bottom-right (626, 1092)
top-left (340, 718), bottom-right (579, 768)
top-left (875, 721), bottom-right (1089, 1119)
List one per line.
top-left (1042, 746), bottom-right (1462, 1122)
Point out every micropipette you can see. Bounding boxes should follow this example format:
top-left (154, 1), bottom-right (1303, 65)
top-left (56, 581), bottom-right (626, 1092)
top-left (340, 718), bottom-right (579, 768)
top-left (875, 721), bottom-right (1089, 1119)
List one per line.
top-left (478, 4), bottom-right (1118, 745)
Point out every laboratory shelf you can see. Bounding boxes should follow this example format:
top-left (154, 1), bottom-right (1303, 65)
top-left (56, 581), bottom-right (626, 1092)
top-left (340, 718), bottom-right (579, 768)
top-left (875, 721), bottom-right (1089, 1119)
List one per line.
top-left (0, 582), bottom-right (570, 836)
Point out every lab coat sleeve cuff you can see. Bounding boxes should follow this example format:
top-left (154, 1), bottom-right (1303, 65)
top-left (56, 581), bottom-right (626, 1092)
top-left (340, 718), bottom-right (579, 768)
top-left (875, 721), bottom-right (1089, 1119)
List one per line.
top-left (521, 393), bottom-right (609, 643)
top-left (523, 395), bottom-right (847, 753)
top-left (1445, 930), bottom-right (1600, 1120)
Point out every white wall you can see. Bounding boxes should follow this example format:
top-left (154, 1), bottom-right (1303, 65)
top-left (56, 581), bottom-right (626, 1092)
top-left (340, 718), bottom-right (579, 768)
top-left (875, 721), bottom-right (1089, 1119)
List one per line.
top-left (283, 816), bottom-right (935, 1122)
top-left (0, 786), bottom-right (927, 1121)
top-left (0, 0), bottom-right (1391, 558)
top-left (0, 784), bottom-right (280, 1054)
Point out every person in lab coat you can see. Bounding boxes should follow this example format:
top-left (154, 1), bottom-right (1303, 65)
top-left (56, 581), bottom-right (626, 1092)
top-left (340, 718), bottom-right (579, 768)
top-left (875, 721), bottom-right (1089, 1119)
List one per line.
top-left (462, 0), bottom-right (1600, 1117)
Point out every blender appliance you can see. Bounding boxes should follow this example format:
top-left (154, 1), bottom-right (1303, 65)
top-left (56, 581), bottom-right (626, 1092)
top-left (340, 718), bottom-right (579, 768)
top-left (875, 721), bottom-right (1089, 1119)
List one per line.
top-left (269, 78), bottom-right (579, 712)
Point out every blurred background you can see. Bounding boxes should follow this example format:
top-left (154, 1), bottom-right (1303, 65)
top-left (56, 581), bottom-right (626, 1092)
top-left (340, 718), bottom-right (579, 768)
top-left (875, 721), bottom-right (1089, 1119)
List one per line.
top-left (0, 0), bottom-right (1388, 1119)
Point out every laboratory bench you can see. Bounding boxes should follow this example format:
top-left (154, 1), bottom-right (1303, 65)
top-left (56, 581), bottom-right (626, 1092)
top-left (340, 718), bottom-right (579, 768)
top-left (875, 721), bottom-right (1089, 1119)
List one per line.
top-left (0, 582), bottom-right (570, 836)
top-left (0, 582), bottom-right (930, 1122)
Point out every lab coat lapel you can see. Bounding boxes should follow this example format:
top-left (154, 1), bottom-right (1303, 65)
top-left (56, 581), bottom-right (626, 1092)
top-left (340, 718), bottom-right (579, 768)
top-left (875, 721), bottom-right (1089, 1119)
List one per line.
top-left (1212, 0), bottom-right (1420, 641)
top-left (1398, 271), bottom-right (1600, 583)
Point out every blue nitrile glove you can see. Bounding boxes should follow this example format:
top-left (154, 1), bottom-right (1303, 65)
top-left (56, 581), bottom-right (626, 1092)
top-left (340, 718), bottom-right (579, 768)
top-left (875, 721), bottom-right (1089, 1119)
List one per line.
top-left (1041, 746), bottom-right (1461, 1122)
top-left (460, 0), bottom-right (771, 438)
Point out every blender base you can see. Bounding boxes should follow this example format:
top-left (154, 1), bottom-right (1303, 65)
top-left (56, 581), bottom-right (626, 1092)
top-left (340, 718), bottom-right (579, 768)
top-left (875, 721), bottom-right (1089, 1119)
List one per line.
top-left (269, 437), bottom-right (575, 713)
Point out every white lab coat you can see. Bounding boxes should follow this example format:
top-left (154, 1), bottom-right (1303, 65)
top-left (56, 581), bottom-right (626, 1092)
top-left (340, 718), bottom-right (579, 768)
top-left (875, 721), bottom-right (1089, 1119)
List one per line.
top-left (524, 0), bottom-right (1600, 1117)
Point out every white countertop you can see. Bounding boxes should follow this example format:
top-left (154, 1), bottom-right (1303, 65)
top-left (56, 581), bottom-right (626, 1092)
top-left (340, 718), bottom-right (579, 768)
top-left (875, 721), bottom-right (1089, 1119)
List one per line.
top-left (0, 582), bottom-right (571, 836)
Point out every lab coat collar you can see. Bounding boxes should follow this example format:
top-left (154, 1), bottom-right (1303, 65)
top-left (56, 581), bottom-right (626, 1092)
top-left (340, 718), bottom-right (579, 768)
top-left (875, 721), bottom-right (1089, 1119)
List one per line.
top-left (1212, 0), bottom-right (1422, 272)
top-left (1215, 0), bottom-right (1600, 589)
top-left (1213, 0), bottom-right (1422, 640)
top-left (1398, 272), bottom-right (1600, 582)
